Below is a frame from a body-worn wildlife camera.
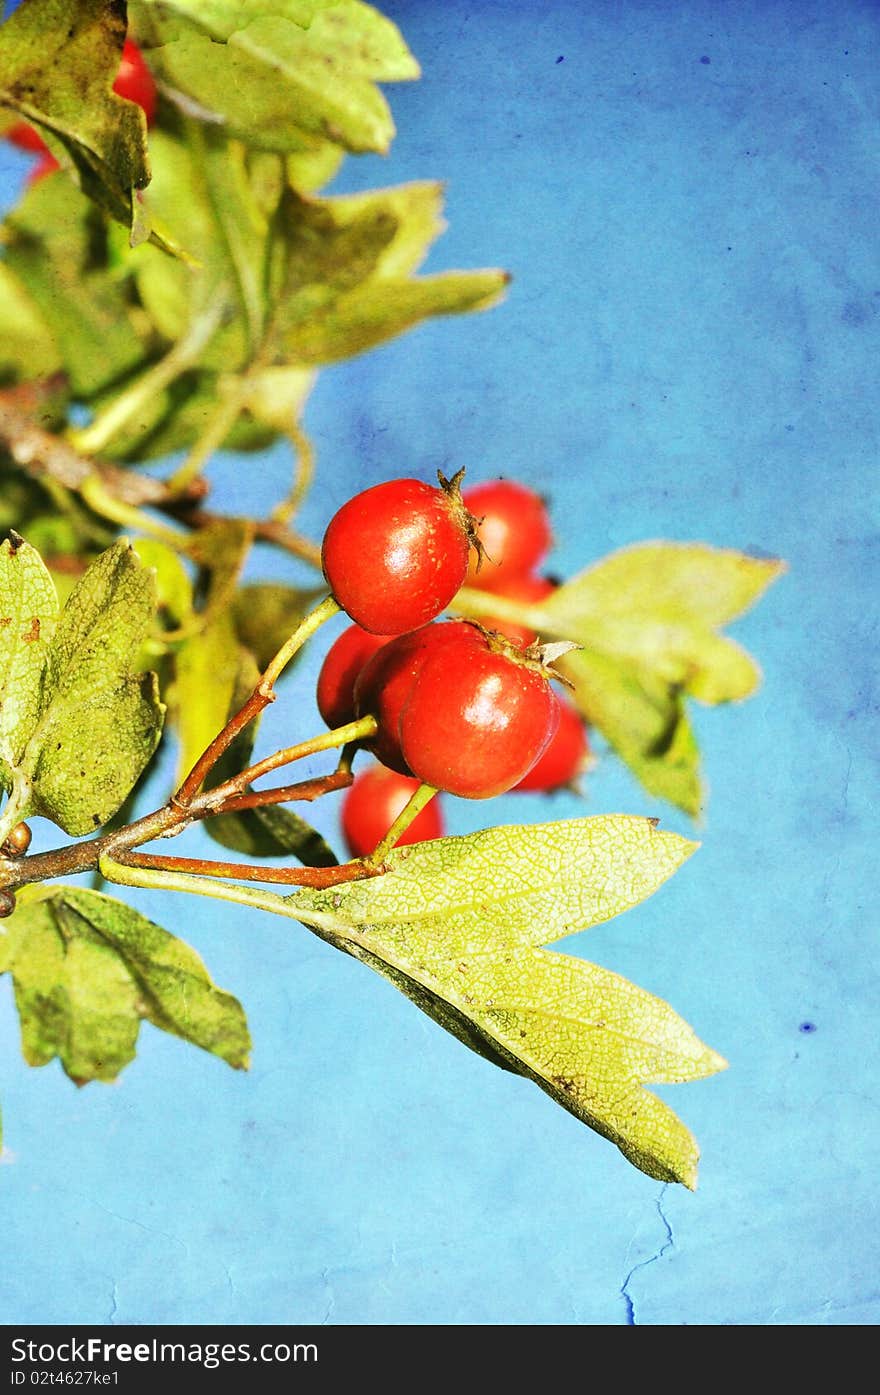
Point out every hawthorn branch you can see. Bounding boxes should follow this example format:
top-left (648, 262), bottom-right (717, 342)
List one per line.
top-left (0, 766), bottom-right (359, 897)
top-left (0, 381), bottom-right (207, 509)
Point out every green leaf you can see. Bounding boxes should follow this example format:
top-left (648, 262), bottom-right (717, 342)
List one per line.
top-left (132, 539), bottom-right (193, 630)
top-left (206, 648), bottom-right (338, 866)
top-left (185, 516), bottom-right (255, 627)
top-left (559, 649), bottom-right (704, 816)
top-left (267, 185), bottom-right (509, 366)
top-left (19, 541), bottom-right (164, 835)
top-left (456, 543), bottom-right (783, 815)
top-left (101, 371), bottom-right (279, 463)
top-left (3, 174), bottom-right (154, 400)
top-left (0, 885), bottom-right (250, 1081)
top-left (133, 128), bottom-right (267, 372)
top-left (0, 533), bottom-right (57, 782)
top-left (0, 262), bottom-right (61, 384)
top-left (286, 816), bottom-right (725, 1187)
top-left (131, 0), bottom-right (419, 155)
top-left (171, 611), bottom-right (242, 785)
top-left (0, 0), bottom-right (153, 244)
top-left (279, 269), bottom-right (511, 364)
top-left (231, 581), bottom-right (322, 672)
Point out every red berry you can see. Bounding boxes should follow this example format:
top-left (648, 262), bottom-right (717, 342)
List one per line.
top-left (353, 622), bottom-right (477, 774)
top-left (399, 628), bottom-right (562, 799)
top-left (341, 766), bottom-right (444, 859)
top-left (321, 475), bottom-right (475, 635)
top-left (477, 573), bottom-right (556, 647)
top-left (316, 623), bottom-right (396, 730)
top-left (513, 697), bottom-right (590, 792)
top-left (7, 121), bottom-right (47, 154)
top-left (114, 39), bottom-right (157, 125)
top-left (463, 479), bottom-right (553, 589)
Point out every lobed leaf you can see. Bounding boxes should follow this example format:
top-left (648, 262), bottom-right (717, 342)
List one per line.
top-left (0, 886), bottom-right (250, 1081)
top-left (0, 0), bottom-right (154, 244)
top-left (287, 816), bottom-right (725, 1186)
top-left (18, 541), bottom-right (164, 835)
top-left (131, 0), bottom-right (419, 155)
top-left (268, 186), bottom-right (509, 366)
top-left (456, 542), bottom-right (784, 814)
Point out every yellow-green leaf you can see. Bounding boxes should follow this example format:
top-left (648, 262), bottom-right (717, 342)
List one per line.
top-left (455, 543), bottom-right (784, 815)
top-left (131, 0), bottom-right (419, 155)
top-left (171, 611), bottom-right (242, 786)
top-left (0, 885), bottom-right (250, 1081)
top-left (3, 174), bottom-right (155, 400)
top-left (0, 262), bottom-right (61, 384)
top-left (0, 533), bottom-right (57, 778)
top-left (231, 581), bottom-right (323, 672)
top-left (20, 542), bottom-right (164, 835)
top-left (287, 816), bottom-right (724, 1187)
top-left (0, 0), bottom-right (152, 242)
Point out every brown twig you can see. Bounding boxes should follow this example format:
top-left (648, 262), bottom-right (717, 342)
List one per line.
top-left (215, 768), bottom-right (353, 813)
top-left (118, 850), bottom-right (374, 889)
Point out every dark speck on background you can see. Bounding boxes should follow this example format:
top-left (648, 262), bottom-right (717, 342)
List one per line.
top-left (556, 55), bottom-right (564, 63)
top-left (800, 1022), bottom-right (818, 1034)
top-left (700, 54), bottom-right (711, 63)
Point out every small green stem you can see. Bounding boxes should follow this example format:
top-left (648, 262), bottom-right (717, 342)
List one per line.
top-left (166, 384), bottom-right (246, 496)
top-left (261, 593), bottom-right (338, 688)
top-left (449, 585), bottom-right (547, 628)
top-left (367, 783), bottom-right (438, 866)
top-left (99, 850), bottom-right (372, 904)
top-left (79, 474), bottom-right (186, 548)
top-left (174, 594), bottom-right (342, 806)
top-left (212, 714), bottom-right (376, 802)
top-left (99, 851), bottom-right (301, 915)
top-left (70, 301), bottom-right (226, 458)
top-left (271, 421), bottom-right (315, 525)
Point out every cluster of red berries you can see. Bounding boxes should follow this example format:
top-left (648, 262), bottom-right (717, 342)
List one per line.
top-left (5, 38), bottom-right (156, 184)
top-left (319, 474), bottom-right (591, 858)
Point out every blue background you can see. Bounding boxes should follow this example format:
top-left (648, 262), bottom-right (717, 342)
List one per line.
top-left (1, 0), bottom-right (876, 1326)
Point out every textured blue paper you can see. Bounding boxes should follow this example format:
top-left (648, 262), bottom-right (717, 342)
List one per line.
top-left (0, 0), bottom-right (876, 1326)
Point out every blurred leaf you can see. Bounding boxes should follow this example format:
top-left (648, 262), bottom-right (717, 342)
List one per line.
top-left (285, 144), bottom-right (344, 194)
top-left (3, 174), bottom-right (155, 399)
top-left (266, 185), bottom-right (509, 365)
top-left (206, 648), bottom-right (337, 865)
top-left (132, 538), bottom-right (193, 629)
top-left (0, 532), bottom-right (57, 782)
top-left (0, 262), bottom-right (61, 383)
top-left (239, 366), bottom-right (315, 434)
top-left (457, 543), bottom-right (784, 815)
top-left (331, 181), bottom-right (446, 278)
top-left (0, 0), bottom-right (154, 245)
top-left (103, 370), bottom-right (278, 462)
top-left (288, 816), bottom-right (724, 1186)
top-left (20, 541), bottom-right (164, 835)
top-left (134, 128), bottom-right (267, 370)
top-left (131, 0), bottom-right (418, 155)
top-left (0, 885), bottom-right (250, 1082)
top-left (171, 609), bottom-right (241, 784)
top-left (278, 268), bottom-right (511, 365)
top-left (186, 515), bottom-right (254, 621)
top-left (231, 581), bottom-right (320, 671)
top-left (169, 518), bottom-right (254, 782)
